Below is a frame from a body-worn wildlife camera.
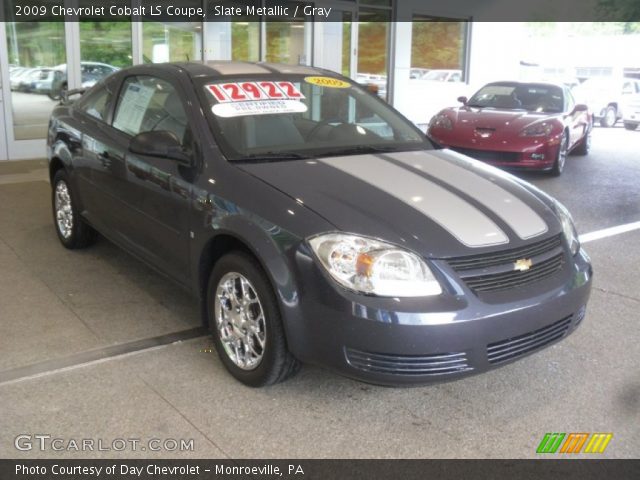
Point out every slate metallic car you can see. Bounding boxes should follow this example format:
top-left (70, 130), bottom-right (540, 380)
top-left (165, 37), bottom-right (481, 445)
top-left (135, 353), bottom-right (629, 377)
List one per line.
top-left (428, 81), bottom-right (592, 176)
top-left (47, 63), bottom-right (592, 387)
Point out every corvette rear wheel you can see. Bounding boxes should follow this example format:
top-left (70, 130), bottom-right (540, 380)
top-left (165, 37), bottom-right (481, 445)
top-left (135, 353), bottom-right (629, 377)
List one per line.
top-left (550, 133), bottom-right (568, 176)
top-left (207, 252), bottom-right (300, 387)
top-left (573, 124), bottom-right (592, 156)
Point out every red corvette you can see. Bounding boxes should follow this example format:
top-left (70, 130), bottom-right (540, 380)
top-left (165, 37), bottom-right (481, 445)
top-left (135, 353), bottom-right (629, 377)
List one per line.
top-left (427, 81), bottom-right (592, 176)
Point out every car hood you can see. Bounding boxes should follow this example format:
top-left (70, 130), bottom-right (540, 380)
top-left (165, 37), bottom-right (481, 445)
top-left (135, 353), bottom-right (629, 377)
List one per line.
top-left (447, 107), bottom-right (559, 134)
top-left (237, 149), bottom-right (562, 258)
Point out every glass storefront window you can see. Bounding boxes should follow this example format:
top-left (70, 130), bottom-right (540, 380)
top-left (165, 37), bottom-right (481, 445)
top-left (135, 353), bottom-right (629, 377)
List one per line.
top-left (265, 22), bottom-right (308, 64)
top-left (142, 22), bottom-right (202, 63)
top-left (265, 1), bottom-right (311, 65)
top-left (5, 21), bottom-right (66, 140)
top-left (357, 9), bottom-right (391, 100)
top-left (77, 9), bottom-right (132, 100)
top-left (410, 16), bottom-right (468, 82)
top-left (232, 22), bottom-right (260, 61)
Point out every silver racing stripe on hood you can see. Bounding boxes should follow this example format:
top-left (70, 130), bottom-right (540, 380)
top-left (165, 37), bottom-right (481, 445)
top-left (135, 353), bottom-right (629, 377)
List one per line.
top-left (388, 151), bottom-right (548, 239)
top-left (320, 155), bottom-right (509, 248)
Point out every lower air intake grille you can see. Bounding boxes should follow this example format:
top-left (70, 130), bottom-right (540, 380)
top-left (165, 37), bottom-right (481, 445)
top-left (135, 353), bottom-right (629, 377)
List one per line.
top-left (487, 315), bottom-right (573, 365)
top-left (345, 348), bottom-right (471, 376)
top-left (451, 147), bottom-right (520, 163)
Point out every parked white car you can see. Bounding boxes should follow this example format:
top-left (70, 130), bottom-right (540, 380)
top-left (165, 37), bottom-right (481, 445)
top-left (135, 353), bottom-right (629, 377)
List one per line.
top-left (623, 96), bottom-right (640, 130)
top-left (573, 77), bottom-right (640, 127)
top-left (422, 69), bottom-right (463, 82)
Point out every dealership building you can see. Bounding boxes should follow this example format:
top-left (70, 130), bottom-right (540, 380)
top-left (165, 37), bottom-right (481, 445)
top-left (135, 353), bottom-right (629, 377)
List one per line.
top-left (0, 0), bottom-right (562, 161)
top-left (0, 0), bottom-right (639, 463)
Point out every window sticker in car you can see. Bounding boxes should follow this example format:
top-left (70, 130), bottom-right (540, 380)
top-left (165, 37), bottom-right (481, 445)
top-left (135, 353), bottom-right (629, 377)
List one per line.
top-left (113, 82), bottom-right (155, 135)
top-left (206, 81), bottom-right (305, 103)
top-left (206, 81), bottom-right (307, 118)
top-left (211, 99), bottom-right (308, 118)
top-left (304, 76), bottom-right (351, 89)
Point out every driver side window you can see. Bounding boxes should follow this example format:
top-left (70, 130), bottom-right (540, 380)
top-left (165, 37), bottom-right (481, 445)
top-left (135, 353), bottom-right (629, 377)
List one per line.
top-left (112, 75), bottom-right (190, 146)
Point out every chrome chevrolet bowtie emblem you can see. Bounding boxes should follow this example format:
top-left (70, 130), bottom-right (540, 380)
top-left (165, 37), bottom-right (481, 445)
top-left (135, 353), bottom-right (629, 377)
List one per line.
top-left (514, 258), bottom-right (533, 271)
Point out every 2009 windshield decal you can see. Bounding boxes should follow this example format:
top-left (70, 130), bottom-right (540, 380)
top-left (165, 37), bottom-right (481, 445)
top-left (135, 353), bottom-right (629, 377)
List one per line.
top-left (207, 82), bottom-right (305, 103)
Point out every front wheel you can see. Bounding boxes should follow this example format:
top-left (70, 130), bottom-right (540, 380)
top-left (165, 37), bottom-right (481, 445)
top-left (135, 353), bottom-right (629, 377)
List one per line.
top-left (550, 132), bottom-right (568, 176)
top-left (51, 169), bottom-right (96, 249)
top-left (207, 252), bottom-right (300, 387)
top-left (624, 122), bottom-right (638, 131)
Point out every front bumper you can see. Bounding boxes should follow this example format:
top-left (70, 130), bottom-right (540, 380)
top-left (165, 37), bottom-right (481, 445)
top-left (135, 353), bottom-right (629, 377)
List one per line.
top-left (285, 247), bottom-right (592, 386)
top-left (429, 131), bottom-right (562, 170)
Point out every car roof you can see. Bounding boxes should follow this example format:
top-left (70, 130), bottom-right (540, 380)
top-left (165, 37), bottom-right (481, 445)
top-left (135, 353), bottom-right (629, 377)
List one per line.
top-left (169, 61), bottom-right (335, 79)
top-left (485, 80), bottom-right (565, 89)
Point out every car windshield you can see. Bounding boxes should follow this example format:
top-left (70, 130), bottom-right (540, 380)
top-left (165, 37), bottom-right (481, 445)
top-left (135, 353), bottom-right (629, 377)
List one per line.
top-left (198, 74), bottom-right (430, 161)
top-left (467, 83), bottom-right (564, 113)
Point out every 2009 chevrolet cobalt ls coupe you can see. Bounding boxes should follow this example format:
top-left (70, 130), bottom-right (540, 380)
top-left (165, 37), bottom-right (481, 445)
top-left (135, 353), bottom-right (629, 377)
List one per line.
top-left (47, 62), bottom-right (592, 387)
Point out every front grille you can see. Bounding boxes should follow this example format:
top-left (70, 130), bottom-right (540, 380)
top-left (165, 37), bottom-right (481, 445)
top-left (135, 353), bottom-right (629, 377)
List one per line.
top-left (345, 348), bottom-right (471, 376)
top-left (487, 315), bottom-right (573, 364)
top-left (447, 234), bottom-right (565, 293)
top-left (451, 147), bottom-right (520, 163)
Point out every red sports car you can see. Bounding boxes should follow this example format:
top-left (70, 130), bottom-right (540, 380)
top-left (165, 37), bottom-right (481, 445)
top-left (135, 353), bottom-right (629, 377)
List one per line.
top-left (427, 81), bottom-right (592, 176)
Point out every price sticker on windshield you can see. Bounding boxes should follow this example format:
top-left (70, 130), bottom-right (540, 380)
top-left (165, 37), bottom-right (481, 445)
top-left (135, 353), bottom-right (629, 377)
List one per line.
top-left (304, 76), bottom-right (351, 88)
top-left (206, 82), bottom-right (305, 103)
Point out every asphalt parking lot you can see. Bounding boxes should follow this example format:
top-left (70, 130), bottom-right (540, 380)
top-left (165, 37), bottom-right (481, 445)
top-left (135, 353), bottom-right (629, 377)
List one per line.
top-left (0, 127), bottom-right (638, 459)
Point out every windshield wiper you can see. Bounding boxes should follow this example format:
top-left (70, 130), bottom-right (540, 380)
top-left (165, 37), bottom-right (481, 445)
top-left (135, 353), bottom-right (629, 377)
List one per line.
top-left (234, 151), bottom-right (311, 162)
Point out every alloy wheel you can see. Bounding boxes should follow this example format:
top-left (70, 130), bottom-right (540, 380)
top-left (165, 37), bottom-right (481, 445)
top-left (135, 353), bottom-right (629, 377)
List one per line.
top-left (54, 181), bottom-right (73, 239)
top-left (557, 135), bottom-right (568, 173)
top-left (214, 272), bottom-right (266, 370)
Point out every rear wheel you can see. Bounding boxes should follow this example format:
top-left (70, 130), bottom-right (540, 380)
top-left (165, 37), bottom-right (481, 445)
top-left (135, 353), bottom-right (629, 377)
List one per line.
top-left (51, 169), bottom-right (95, 249)
top-left (550, 132), bottom-right (568, 177)
top-left (624, 122), bottom-right (638, 131)
top-left (207, 252), bottom-right (300, 387)
top-left (600, 106), bottom-right (617, 128)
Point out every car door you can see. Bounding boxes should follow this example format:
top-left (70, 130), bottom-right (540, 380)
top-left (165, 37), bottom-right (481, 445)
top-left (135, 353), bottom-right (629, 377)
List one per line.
top-left (72, 76), bottom-right (125, 233)
top-left (109, 73), bottom-right (194, 284)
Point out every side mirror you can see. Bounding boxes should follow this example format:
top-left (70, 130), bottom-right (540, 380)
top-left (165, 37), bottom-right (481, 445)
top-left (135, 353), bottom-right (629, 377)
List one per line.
top-left (129, 131), bottom-right (191, 164)
top-left (457, 96), bottom-right (468, 105)
top-left (573, 104), bottom-right (588, 113)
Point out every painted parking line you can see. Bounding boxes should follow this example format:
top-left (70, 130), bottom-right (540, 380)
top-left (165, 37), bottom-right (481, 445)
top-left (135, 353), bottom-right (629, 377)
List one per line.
top-left (0, 327), bottom-right (207, 387)
top-left (579, 221), bottom-right (640, 244)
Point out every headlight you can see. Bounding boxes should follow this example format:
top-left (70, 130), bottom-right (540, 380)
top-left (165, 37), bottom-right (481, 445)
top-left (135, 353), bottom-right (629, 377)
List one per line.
top-left (308, 233), bottom-right (442, 297)
top-left (554, 202), bottom-right (580, 255)
top-left (520, 122), bottom-right (553, 137)
top-left (429, 114), bottom-right (453, 130)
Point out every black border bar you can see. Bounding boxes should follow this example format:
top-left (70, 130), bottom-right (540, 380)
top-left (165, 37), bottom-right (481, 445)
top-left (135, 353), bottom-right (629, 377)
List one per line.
top-left (1, 459), bottom-right (639, 479)
top-left (2, 0), bottom-right (640, 22)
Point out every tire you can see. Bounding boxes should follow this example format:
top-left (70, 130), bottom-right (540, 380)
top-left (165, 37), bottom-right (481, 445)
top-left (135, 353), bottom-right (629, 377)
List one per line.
top-left (573, 124), bottom-right (591, 156)
top-left (51, 169), bottom-right (96, 249)
top-left (600, 106), bottom-right (617, 128)
top-left (207, 252), bottom-right (300, 387)
top-left (624, 122), bottom-right (638, 131)
top-left (550, 132), bottom-right (568, 177)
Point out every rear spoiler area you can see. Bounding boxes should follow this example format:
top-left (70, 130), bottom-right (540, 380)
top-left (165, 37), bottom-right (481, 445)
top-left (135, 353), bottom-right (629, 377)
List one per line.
top-left (61, 88), bottom-right (86, 104)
